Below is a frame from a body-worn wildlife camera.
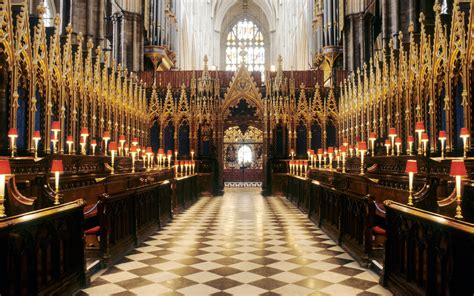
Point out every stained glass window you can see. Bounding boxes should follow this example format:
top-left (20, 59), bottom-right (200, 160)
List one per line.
top-left (225, 19), bottom-right (265, 75)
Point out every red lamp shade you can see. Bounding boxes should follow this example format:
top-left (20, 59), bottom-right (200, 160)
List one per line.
top-left (340, 146), bottom-right (347, 153)
top-left (389, 128), bottom-right (397, 136)
top-left (80, 127), bottom-right (89, 136)
top-left (395, 137), bottom-right (402, 145)
top-left (343, 138), bottom-right (348, 145)
top-left (0, 160), bottom-right (11, 175)
top-left (119, 135), bottom-right (126, 142)
top-left (450, 160), bottom-right (467, 176)
top-left (421, 133), bottom-right (429, 141)
top-left (132, 138), bottom-right (139, 145)
top-left (460, 128), bottom-right (470, 138)
top-left (146, 147), bottom-right (153, 154)
top-left (328, 147), bottom-right (334, 154)
top-left (317, 149), bottom-right (323, 155)
top-left (405, 160), bottom-right (418, 173)
top-left (369, 132), bottom-right (377, 140)
top-left (90, 139), bottom-right (97, 145)
top-left (130, 146), bottom-right (137, 153)
top-left (385, 139), bottom-right (391, 146)
top-left (358, 141), bottom-right (367, 151)
top-left (80, 137), bottom-right (85, 144)
top-left (124, 143), bottom-right (129, 149)
top-left (51, 160), bottom-right (64, 173)
top-left (8, 128), bottom-right (18, 137)
top-left (66, 135), bottom-right (73, 143)
top-left (415, 121), bottom-right (425, 132)
top-left (51, 121), bottom-right (60, 132)
top-left (33, 130), bottom-right (41, 140)
top-left (109, 142), bottom-right (118, 152)
top-left (103, 131), bottom-right (111, 140)
top-left (439, 130), bottom-right (447, 140)
top-left (407, 135), bottom-right (415, 143)
top-left (167, 150), bottom-right (173, 156)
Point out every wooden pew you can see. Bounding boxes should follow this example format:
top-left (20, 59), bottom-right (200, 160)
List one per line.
top-left (0, 200), bottom-right (85, 296)
top-left (383, 200), bottom-right (474, 295)
top-left (173, 174), bottom-right (198, 212)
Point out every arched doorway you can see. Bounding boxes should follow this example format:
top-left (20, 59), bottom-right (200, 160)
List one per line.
top-left (217, 64), bottom-right (266, 190)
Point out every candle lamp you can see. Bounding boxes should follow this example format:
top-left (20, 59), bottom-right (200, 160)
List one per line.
top-left (384, 139), bottom-right (391, 156)
top-left (191, 149), bottom-right (195, 161)
top-left (91, 139), bottom-right (97, 155)
top-left (0, 159), bottom-right (11, 217)
top-left (132, 137), bottom-right (139, 147)
top-left (460, 128), bottom-right (470, 158)
top-left (450, 159), bottom-right (467, 219)
top-left (130, 146), bottom-right (137, 173)
top-left (175, 160), bottom-right (179, 177)
top-left (179, 161), bottom-right (184, 176)
top-left (102, 131), bottom-right (111, 156)
top-left (142, 147), bottom-right (147, 168)
top-left (290, 149), bottom-right (295, 160)
top-left (359, 142), bottom-right (367, 175)
top-left (407, 135), bottom-right (414, 155)
top-left (421, 133), bottom-right (429, 157)
top-left (109, 142), bottom-right (117, 174)
top-left (66, 135), bottom-right (74, 155)
top-left (317, 149), bottom-right (323, 168)
top-left (79, 137), bottom-right (85, 155)
top-left (304, 160), bottom-right (308, 177)
top-left (298, 160), bottom-right (303, 176)
top-left (415, 121), bottom-right (425, 155)
top-left (388, 128), bottom-right (397, 156)
top-left (348, 145), bottom-right (354, 158)
top-left (328, 147), bottom-right (334, 170)
top-left (369, 132), bottom-right (377, 157)
top-left (175, 151), bottom-right (178, 162)
top-left (405, 160), bottom-right (418, 206)
top-left (146, 147), bottom-right (153, 170)
top-left (323, 151), bottom-right (327, 168)
top-left (341, 146), bottom-right (347, 173)
top-left (157, 148), bottom-right (164, 168)
top-left (335, 148), bottom-right (340, 169)
top-left (8, 128), bottom-right (18, 158)
top-left (167, 150), bottom-right (173, 169)
top-left (51, 159), bottom-right (64, 205)
top-left (124, 143), bottom-right (129, 157)
top-left (80, 127), bottom-right (89, 155)
top-left (395, 137), bottom-right (402, 156)
top-left (119, 135), bottom-right (126, 156)
top-left (343, 138), bottom-right (349, 148)
top-left (32, 130), bottom-right (41, 159)
top-left (438, 130), bottom-right (447, 158)
top-left (289, 160), bottom-right (293, 175)
top-left (51, 121), bottom-right (61, 153)
top-left (137, 146), bottom-right (142, 159)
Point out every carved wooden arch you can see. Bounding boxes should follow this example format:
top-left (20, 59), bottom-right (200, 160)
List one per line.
top-left (221, 65), bottom-right (264, 119)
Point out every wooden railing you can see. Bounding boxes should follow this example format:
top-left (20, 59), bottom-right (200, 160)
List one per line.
top-left (174, 175), bottom-right (198, 212)
top-left (307, 177), bottom-right (374, 265)
top-left (98, 181), bottom-right (172, 265)
top-left (383, 201), bottom-right (474, 295)
top-left (0, 200), bottom-right (86, 296)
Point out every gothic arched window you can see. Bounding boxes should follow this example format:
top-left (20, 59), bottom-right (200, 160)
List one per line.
top-left (225, 19), bottom-right (265, 73)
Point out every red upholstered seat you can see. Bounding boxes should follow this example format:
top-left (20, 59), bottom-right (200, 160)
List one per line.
top-left (84, 226), bottom-right (100, 235)
top-left (372, 226), bottom-right (386, 235)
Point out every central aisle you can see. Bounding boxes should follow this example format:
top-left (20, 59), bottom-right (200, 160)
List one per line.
top-left (82, 189), bottom-right (391, 295)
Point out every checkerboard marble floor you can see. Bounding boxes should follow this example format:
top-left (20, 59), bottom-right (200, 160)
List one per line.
top-left (80, 188), bottom-right (391, 296)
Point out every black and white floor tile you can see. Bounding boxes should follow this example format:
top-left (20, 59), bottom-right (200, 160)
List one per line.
top-left (80, 188), bottom-right (391, 295)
